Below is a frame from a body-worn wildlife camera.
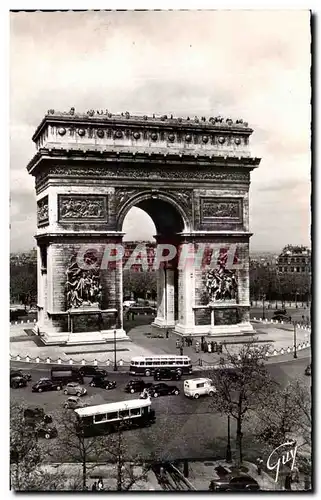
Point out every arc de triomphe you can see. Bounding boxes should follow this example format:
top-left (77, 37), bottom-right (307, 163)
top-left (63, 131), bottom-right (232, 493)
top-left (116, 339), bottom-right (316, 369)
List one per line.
top-left (27, 109), bottom-right (260, 345)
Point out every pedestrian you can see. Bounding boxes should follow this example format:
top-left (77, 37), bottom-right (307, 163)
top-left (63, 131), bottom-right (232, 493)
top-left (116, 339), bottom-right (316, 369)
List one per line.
top-left (180, 346), bottom-right (184, 356)
top-left (166, 330), bottom-right (169, 338)
top-left (189, 336), bottom-right (193, 346)
top-left (256, 457), bottom-right (263, 475)
top-left (176, 339), bottom-right (180, 349)
top-left (284, 473), bottom-right (292, 491)
top-left (97, 478), bottom-right (104, 491)
top-left (291, 466), bottom-right (299, 483)
top-left (195, 341), bottom-right (200, 353)
top-left (211, 341), bottom-right (215, 353)
top-left (132, 312), bottom-right (135, 321)
top-left (204, 340), bottom-right (208, 353)
top-left (92, 481), bottom-right (97, 491)
top-left (207, 343), bottom-right (212, 353)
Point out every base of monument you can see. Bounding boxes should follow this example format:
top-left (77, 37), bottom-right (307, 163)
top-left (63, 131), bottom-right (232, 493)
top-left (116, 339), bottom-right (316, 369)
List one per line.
top-left (152, 317), bottom-right (176, 329)
top-left (36, 328), bottom-right (129, 345)
top-left (174, 322), bottom-right (255, 337)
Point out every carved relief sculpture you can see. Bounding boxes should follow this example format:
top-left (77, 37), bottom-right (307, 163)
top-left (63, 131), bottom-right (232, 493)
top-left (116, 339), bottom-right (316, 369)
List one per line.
top-left (37, 196), bottom-right (49, 225)
top-left (201, 198), bottom-right (241, 219)
top-left (65, 255), bottom-right (102, 309)
top-left (59, 195), bottom-right (107, 221)
top-left (205, 253), bottom-right (238, 303)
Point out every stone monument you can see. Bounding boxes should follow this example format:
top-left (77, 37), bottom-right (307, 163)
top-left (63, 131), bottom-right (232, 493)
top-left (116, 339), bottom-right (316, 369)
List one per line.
top-left (27, 109), bottom-right (260, 344)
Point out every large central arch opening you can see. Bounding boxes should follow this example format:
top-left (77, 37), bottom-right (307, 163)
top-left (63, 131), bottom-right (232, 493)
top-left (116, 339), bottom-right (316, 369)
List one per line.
top-left (121, 195), bottom-right (186, 329)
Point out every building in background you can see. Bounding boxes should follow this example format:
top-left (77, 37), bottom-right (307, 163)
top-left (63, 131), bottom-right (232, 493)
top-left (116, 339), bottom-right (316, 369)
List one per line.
top-left (276, 245), bottom-right (311, 275)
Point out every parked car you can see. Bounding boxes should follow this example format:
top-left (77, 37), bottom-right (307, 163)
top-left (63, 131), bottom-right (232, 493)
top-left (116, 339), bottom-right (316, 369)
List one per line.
top-left (32, 378), bottom-right (62, 392)
top-left (272, 313), bottom-right (291, 322)
top-left (63, 396), bottom-right (85, 410)
top-left (36, 424), bottom-right (58, 440)
top-left (10, 375), bottom-right (28, 389)
top-left (10, 369), bottom-right (32, 381)
top-left (274, 309), bottom-right (287, 316)
top-left (305, 364), bottom-right (311, 376)
top-left (89, 376), bottom-right (116, 390)
top-left (141, 383), bottom-right (180, 398)
top-left (63, 382), bottom-right (87, 397)
top-left (51, 366), bottom-right (84, 385)
top-left (184, 378), bottom-right (216, 399)
top-left (24, 407), bottom-right (53, 426)
top-left (125, 379), bottom-right (154, 394)
top-left (78, 366), bottom-right (107, 378)
top-left (154, 368), bottom-right (181, 381)
top-left (209, 475), bottom-right (260, 492)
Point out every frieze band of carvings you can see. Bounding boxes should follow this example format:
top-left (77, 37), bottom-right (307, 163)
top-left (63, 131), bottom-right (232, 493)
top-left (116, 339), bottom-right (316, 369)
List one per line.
top-left (37, 196), bottom-right (49, 226)
top-left (58, 195), bottom-right (108, 221)
top-left (65, 255), bottom-right (102, 309)
top-left (201, 198), bottom-right (242, 220)
top-left (49, 166), bottom-right (250, 183)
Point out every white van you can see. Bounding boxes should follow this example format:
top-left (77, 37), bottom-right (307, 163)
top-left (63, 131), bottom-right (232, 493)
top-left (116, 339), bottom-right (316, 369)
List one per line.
top-left (184, 378), bottom-right (216, 399)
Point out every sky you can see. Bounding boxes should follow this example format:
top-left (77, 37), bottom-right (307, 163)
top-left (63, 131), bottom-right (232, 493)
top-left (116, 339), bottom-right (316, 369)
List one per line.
top-left (9, 10), bottom-right (311, 253)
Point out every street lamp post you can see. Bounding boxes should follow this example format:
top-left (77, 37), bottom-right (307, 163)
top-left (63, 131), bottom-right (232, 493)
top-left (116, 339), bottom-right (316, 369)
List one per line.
top-left (262, 294), bottom-right (266, 320)
top-left (226, 415), bottom-right (232, 462)
top-left (293, 322), bottom-right (297, 359)
top-left (113, 329), bottom-right (118, 371)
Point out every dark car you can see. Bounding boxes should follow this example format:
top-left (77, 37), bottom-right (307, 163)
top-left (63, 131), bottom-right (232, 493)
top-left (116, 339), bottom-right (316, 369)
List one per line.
top-left (141, 383), bottom-right (180, 398)
top-left (125, 379), bottom-right (153, 394)
top-left (78, 366), bottom-right (107, 378)
top-left (154, 368), bottom-right (181, 381)
top-left (10, 369), bottom-right (32, 381)
top-left (272, 313), bottom-right (291, 322)
top-left (10, 375), bottom-right (28, 389)
top-left (24, 407), bottom-right (57, 440)
top-left (274, 309), bottom-right (287, 316)
top-left (32, 378), bottom-right (62, 392)
top-left (305, 364), bottom-right (311, 376)
top-left (36, 425), bottom-right (58, 440)
top-left (24, 407), bottom-right (53, 426)
top-left (209, 475), bottom-right (260, 492)
top-left (89, 376), bottom-right (116, 390)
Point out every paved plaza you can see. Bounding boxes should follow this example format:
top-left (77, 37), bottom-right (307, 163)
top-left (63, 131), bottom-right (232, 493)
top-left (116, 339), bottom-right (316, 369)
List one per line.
top-left (10, 316), bottom-right (310, 365)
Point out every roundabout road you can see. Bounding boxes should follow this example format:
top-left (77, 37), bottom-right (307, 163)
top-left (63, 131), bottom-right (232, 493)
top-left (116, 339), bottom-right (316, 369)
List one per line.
top-left (10, 354), bottom-right (311, 462)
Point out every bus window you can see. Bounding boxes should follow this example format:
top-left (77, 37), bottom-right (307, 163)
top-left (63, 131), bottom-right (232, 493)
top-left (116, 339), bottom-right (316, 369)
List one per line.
top-left (107, 411), bottom-right (118, 421)
top-left (146, 361), bottom-right (152, 366)
top-left (161, 361), bottom-right (167, 365)
top-left (134, 362), bottom-right (139, 365)
top-left (154, 361), bottom-right (160, 366)
top-left (139, 362), bottom-right (145, 366)
top-left (130, 408), bottom-right (141, 417)
top-left (119, 409), bottom-right (130, 419)
top-left (168, 360), bottom-right (175, 365)
top-left (94, 414), bottom-right (107, 423)
top-left (184, 360), bottom-right (189, 365)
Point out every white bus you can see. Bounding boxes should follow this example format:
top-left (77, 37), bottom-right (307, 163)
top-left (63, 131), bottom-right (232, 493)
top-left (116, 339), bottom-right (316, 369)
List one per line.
top-left (74, 397), bottom-right (156, 437)
top-left (129, 355), bottom-right (192, 377)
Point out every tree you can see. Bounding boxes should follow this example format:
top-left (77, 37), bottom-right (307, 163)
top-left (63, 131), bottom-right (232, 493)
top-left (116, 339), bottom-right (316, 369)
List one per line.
top-left (103, 420), bottom-right (152, 491)
top-left (209, 343), bottom-right (277, 464)
top-left (254, 379), bottom-right (311, 464)
top-left (10, 403), bottom-right (42, 490)
top-left (123, 270), bottom-right (157, 300)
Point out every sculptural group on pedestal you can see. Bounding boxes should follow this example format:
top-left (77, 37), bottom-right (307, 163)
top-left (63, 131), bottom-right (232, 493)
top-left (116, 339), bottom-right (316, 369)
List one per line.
top-left (205, 255), bottom-right (238, 303)
top-left (65, 256), bottom-right (102, 309)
